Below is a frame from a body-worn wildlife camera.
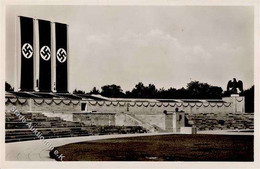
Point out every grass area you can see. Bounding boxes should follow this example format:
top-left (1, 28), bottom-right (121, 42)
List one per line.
top-left (52, 134), bottom-right (253, 161)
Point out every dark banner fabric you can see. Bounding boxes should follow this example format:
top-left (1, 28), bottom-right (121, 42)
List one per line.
top-left (55, 22), bottom-right (68, 93)
top-left (20, 16), bottom-right (34, 91)
top-left (38, 19), bottom-right (52, 92)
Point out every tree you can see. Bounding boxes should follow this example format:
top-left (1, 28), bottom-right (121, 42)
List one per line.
top-left (101, 84), bottom-right (124, 98)
top-left (73, 89), bottom-right (85, 94)
top-left (156, 87), bottom-right (177, 99)
top-left (5, 82), bottom-right (14, 92)
top-left (175, 87), bottom-right (190, 99)
top-left (89, 87), bottom-right (100, 94)
top-left (130, 82), bottom-right (158, 98)
top-left (243, 86), bottom-right (254, 113)
top-left (187, 81), bottom-right (209, 99)
top-left (131, 82), bottom-right (146, 98)
top-left (98, 80), bottom-right (224, 99)
top-left (145, 84), bottom-right (158, 98)
top-left (187, 81), bottom-right (222, 99)
top-left (208, 86), bottom-right (223, 99)
top-left (125, 91), bottom-right (132, 98)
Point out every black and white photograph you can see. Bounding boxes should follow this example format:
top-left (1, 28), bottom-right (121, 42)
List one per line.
top-left (1, 0), bottom-right (259, 169)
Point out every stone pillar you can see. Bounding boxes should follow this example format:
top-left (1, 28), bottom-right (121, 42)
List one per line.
top-left (223, 95), bottom-right (245, 113)
top-left (165, 111), bottom-right (185, 132)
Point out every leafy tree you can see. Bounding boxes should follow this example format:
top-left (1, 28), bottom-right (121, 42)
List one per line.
top-left (145, 84), bottom-right (158, 98)
top-left (89, 87), bottom-right (100, 94)
top-left (113, 81), bottom-right (224, 99)
top-left (73, 89), bottom-right (85, 94)
top-left (101, 84), bottom-right (124, 98)
top-left (156, 87), bottom-right (166, 98)
top-left (125, 91), bottom-right (132, 98)
top-left (208, 86), bottom-right (223, 99)
top-left (130, 82), bottom-right (158, 98)
top-left (5, 82), bottom-right (14, 92)
top-left (175, 87), bottom-right (190, 99)
top-left (187, 81), bottom-right (222, 99)
top-left (156, 87), bottom-right (178, 99)
top-left (222, 90), bottom-right (231, 97)
top-left (243, 86), bottom-right (254, 113)
top-left (130, 82), bottom-right (146, 98)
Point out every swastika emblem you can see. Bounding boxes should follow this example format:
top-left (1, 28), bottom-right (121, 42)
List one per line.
top-left (56, 48), bottom-right (67, 63)
top-left (40, 46), bottom-right (51, 61)
top-left (22, 43), bottom-right (33, 59)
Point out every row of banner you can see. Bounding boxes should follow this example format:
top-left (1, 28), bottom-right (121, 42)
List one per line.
top-left (19, 16), bottom-right (68, 92)
top-left (5, 97), bottom-right (233, 108)
top-left (87, 101), bottom-right (232, 108)
top-left (5, 98), bottom-right (80, 105)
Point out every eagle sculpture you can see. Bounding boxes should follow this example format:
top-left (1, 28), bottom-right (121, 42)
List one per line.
top-left (227, 78), bottom-right (243, 94)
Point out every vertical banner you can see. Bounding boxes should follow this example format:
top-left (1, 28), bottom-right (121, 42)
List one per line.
top-left (55, 22), bottom-right (68, 93)
top-left (20, 16), bottom-right (34, 91)
top-left (38, 19), bottom-right (52, 92)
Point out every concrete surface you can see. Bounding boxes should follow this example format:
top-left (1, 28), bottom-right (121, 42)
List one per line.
top-left (5, 131), bottom-right (253, 161)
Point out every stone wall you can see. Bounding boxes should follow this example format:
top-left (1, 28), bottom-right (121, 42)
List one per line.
top-left (6, 96), bottom-right (245, 116)
top-left (5, 98), bottom-right (81, 113)
top-left (73, 112), bottom-right (115, 126)
top-left (5, 98), bottom-right (31, 112)
top-left (31, 98), bottom-right (81, 113)
top-left (5, 96), bottom-right (250, 132)
top-left (86, 96), bottom-right (245, 115)
top-left (85, 96), bottom-right (245, 131)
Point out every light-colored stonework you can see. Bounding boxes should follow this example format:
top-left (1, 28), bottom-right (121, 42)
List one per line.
top-left (5, 95), bottom-right (252, 132)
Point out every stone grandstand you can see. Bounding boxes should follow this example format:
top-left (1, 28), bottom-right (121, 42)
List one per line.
top-left (5, 111), bottom-right (146, 143)
top-left (5, 90), bottom-right (254, 143)
top-left (5, 92), bottom-right (147, 143)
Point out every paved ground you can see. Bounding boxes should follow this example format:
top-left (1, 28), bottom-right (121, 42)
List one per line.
top-left (198, 130), bottom-right (253, 135)
top-left (5, 132), bottom-right (181, 161)
top-left (5, 131), bottom-right (253, 161)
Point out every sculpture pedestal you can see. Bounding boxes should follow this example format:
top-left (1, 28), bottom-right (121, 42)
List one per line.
top-left (223, 95), bottom-right (245, 113)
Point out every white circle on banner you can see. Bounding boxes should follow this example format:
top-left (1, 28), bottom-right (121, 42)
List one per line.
top-left (40, 46), bottom-right (51, 61)
top-left (22, 43), bottom-right (33, 59)
top-left (56, 48), bottom-right (67, 63)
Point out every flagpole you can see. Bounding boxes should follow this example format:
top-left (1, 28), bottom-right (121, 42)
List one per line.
top-left (51, 22), bottom-right (56, 93)
top-left (34, 19), bottom-right (39, 92)
top-left (15, 16), bottom-right (21, 92)
top-left (67, 24), bottom-right (69, 93)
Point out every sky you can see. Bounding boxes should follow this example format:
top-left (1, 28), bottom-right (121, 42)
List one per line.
top-left (5, 5), bottom-right (254, 93)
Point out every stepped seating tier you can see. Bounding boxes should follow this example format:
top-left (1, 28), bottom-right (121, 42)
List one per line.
top-left (5, 111), bottom-right (146, 143)
top-left (186, 113), bottom-right (254, 131)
